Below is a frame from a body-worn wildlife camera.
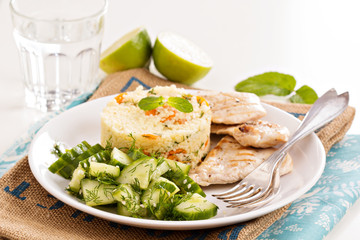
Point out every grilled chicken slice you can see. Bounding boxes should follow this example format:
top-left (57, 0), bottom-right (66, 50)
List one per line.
top-left (194, 90), bottom-right (266, 124)
top-left (189, 136), bottom-right (293, 186)
top-left (211, 120), bottom-right (290, 148)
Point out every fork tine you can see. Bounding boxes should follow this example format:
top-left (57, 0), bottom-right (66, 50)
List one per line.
top-left (222, 187), bottom-right (260, 202)
top-left (227, 189), bottom-right (274, 208)
top-left (226, 186), bottom-right (273, 206)
top-left (212, 181), bottom-right (247, 197)
top-left (223, 187), bottom-right (263, 203)
top-left (216, 183), bottom-right (253, 200)
top-left (225, 180), bottom-right (274, 204)
top-left (227, 185), bottom-right (280, 208)
top-left (227, 169), bottom-right (280, 208)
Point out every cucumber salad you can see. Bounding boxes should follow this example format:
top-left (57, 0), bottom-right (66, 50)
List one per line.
top-left (48, 139), bottom-right (218, 220)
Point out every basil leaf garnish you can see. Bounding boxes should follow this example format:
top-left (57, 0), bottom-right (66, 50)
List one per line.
top-left (235, 72), bottom-right (296, 96)
top-left (167, 97), bottom-right (193, 113)
top-left (290, 85), bottom-right (318, 104)
top-left (138, 96), bottom-right (164, 110)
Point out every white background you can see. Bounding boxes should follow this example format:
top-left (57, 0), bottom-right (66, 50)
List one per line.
top-left (0, 0), bottom-right (359, 239)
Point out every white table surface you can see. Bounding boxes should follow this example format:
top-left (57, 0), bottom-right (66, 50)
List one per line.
top-left (0, 0), bottom-right (359, 238)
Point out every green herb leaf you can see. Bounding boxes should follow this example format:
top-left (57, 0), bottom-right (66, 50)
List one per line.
top-left (290, 85), bottom-right (318, 104)
top-left (138, 96), bottom-right (164, 111)
top-left (167, 97), bottom-right (193, 113)
top-left (235, 72), bottom-right (296, 96)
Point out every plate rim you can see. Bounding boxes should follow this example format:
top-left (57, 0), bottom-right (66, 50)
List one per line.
top-left (28, 93), bottom-right (326, 230)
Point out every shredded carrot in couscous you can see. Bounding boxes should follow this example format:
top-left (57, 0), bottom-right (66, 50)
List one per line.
top-left (174, 118), bottom-right (187, 124)
top-left (160, 105), bottom-right (177, 123)
top-left (115, 93), bottom-right (127, 104)
top-left (145, 109), bottom-right (159, 116)
top-left (142, 134), bottom-right (160, 140)
top-left (167, 148), bottom-right (188, 161)
top-left (169, 148), bottom-right (187, 155)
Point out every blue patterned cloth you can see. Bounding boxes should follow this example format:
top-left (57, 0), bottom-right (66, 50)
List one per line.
top-left (1, 78), bottom-right (359, 239)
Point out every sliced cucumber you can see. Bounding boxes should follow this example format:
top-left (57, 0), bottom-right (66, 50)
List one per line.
top-left (113, 184), bottom-right (148, 217)
top-left (150, 158), bottom-right (170, 181)
top-left (142, 177), bottom-right (180, 202)
top-left (127, 148), bottom-right (148, 161)
top-left (116, 157), bottom-right (157, 190)
top-left (48, 141), bottom-right (91, 174)
top-left (165, 158), bottom-right (191, 175)
top-left (113, 184), bottom-right (140, 204)
top-left (117, 202), bottom-right (149, 218)
top-left (164, 170), bottom-right (206, 197)
top-left (109, 148), bottom-right (133, 168)
top-left (56, 164), bottom-right (77, 179)
top-left (81, 179), bottom-right (117, 206)
top-left (89, 162), bottom-right (121, 179)
top-left (55, 143), bottom-right (105, 179)
top-left (87, 150), bottom-right (111, 163)
top-left (141, 177), bottom-right (180, 219)
top-left (173, 193), bottom-right (218, 220)
top-left (67, 165), bottom-right (86, 193)
top-left (80, 149), bottom-right (111, 171)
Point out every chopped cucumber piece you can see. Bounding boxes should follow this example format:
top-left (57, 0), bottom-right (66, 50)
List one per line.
top-left (113, 184), bottom-right (140, 204)
top-left (117, 202), bottom-right (132, 217)
top-left (57, 164), bottom-right (77, 179)
top-left (165, 158), bottom-right (191, 175)
top-left (127, 148), bottom-right (148, 161)
top-left (80, 149), bottom-right (111, 171)
top-left (141, 177), bottom-right (180, 219)
top-left (48, 141), bottom-right (91, 174)
top-left (55, 143), bottom-right (105, 179)
top-left (164, 170), bottom-right (205, 197)
top-left (81, 179), bottom-right (117, 206)
top-left (89, 162), bottom-right (121, 179)
top-left (142, 177), bottom-right (180, 202)
top-left (116, 157), bottom-right (157, 190)
top-left (173, 193), bottom-right (218, 220)
top-left (117, 202), bottom-right (149, 218)
top-left (67, 165), bottom-right (86, 193)
top-left (109, 147), bottom-right (133, 168)
top-left (86, 150), bottom-right (111, 164)
top-left (150, 158), bottom-right (170, 181)
top-left (113, 184), bottom-right (148, 217)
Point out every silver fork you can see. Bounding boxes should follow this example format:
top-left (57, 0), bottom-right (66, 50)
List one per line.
top-left (213, 89), bottom-right (349, 207)
top-left (226, 168), bottom-right (281, 208)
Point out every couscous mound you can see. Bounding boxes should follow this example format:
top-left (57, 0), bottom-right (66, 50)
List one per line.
top-left (100, 85), bottom-right (211, 168)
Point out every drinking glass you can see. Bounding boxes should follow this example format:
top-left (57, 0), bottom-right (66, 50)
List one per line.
top-left (10, 0), bottom-right (108, 112)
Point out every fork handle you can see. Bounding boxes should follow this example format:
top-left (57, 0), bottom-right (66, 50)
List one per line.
top-left (266, 89), bottom-right (349, 171)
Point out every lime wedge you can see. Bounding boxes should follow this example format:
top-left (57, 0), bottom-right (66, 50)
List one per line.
top-left (100, 27), bottom-right (152, 74)
top-left (152, 32), bottom-right (213, 85)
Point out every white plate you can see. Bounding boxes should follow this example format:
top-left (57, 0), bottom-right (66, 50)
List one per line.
top-left (28, 93), bottom-right (326, 230)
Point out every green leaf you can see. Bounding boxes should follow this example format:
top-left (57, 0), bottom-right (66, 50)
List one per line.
top-left (290, 85), bottom-right (318, 104)
top-left (234, 72), bottom-right (296, 96)
top-left (167, 97), bottom-right (193, 113)
top-left (138, 96), bottom-right (164, 111)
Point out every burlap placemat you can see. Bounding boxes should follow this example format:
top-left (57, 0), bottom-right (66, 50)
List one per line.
top-left (0, 68), bottom-right (355, 240)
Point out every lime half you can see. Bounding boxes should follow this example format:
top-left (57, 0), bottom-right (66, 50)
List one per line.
top-left (100, 27), bottom-right (152, 74)
top-left (152, 32), bottom-right (213, 85)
